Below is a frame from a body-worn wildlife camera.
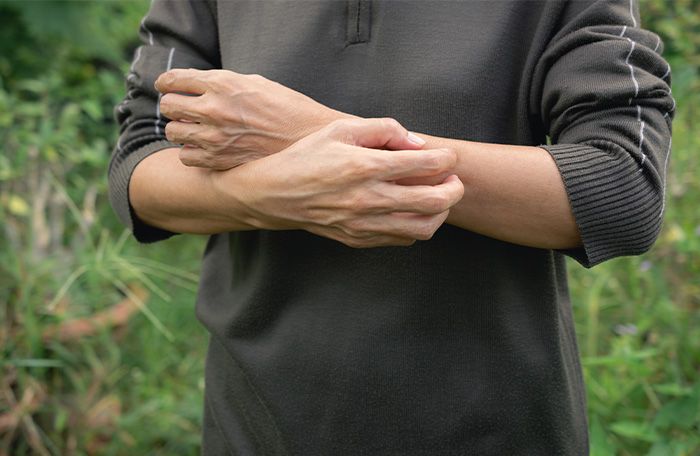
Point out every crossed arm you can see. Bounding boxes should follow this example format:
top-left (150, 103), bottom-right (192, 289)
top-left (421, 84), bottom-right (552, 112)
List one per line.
top-left (129, 69), bottom-right (581, 250)
top-left (115, 0), bottom-right (675, 268)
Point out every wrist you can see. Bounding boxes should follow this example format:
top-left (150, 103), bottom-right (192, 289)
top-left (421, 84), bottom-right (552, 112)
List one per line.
top-left (208, 166), bottom-right (264, 230)
top-left (292, 108), bottom-right (356, 144)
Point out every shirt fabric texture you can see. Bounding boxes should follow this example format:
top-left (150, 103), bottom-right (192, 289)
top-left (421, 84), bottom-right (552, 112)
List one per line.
top-left (108, 1), bottom-right (675, 454)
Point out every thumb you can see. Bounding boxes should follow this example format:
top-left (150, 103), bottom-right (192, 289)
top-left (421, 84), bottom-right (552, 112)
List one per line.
top-left (329, 117), bottom-right (426, 150)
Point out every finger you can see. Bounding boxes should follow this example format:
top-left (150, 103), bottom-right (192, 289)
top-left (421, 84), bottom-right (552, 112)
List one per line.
top-left (164, 120), bottom-right (207, 145)
top-left (307, 225), bottom-right (416, 248)
top-left (178, 145), bottom-right (209, 167)
top-left (346, 210), bottom-right (450, 241)
top-left (371, 148), bottom-right (457, 181)
top-left (394, 171), bottom-right (451, 186)
top-left (179, 145), bottom-right (244, 170)
top-left (160, 93), bottom-right (205, 122)
top-left (327, 117), bottom-right (426, 151)
top-left (155, 68), bottom-right (209, 94)
top-left (377, 174), bottom-right (465, 215)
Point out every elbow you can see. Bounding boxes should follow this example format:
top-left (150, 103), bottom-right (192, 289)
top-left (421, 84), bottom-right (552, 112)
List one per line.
top-left (616, 193), bottom-right (665, 255)
top-left (107, 140), bottom-right (180, 244)
top-left (544, 140), bottom-right (669, 267)
top-left (578, 187), bottom-right (665, 267)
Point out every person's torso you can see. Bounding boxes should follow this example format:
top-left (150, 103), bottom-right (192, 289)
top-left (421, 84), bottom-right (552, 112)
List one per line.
top-left (197, 2), bottom-right (589, 455)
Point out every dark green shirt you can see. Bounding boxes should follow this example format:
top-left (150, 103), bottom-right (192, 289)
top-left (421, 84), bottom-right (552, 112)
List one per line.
top-left (108, 1), bottom-right (674, 454)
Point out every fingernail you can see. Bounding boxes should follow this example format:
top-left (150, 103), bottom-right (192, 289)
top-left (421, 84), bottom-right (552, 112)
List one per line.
top-left (407, 131), bottom-right (425, 145)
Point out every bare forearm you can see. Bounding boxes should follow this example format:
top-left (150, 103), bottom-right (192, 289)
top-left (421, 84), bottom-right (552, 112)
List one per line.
top-left (147, 62), bottom-right (581, 249)
top-left (129, 147), bottom-right (256, 234)
top-left (413, 134), bottom-right (582, 250)
top-left (127, 120), bottom-right (463, 248)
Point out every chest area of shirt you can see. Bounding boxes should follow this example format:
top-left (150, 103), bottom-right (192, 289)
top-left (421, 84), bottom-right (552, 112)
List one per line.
top-left (216, 1), bottom-right (547, 139)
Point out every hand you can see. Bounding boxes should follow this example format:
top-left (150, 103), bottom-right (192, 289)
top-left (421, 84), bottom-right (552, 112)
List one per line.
top-left (155, 68), bottom-right (351, 169)
top-left (216, 117), bottom-right (464, 248)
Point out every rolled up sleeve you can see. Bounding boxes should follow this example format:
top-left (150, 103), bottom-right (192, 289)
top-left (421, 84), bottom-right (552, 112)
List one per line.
top-left (108, 0), bottom-right (220, 243)
top-left (530, 0), bottom-right (675, 268)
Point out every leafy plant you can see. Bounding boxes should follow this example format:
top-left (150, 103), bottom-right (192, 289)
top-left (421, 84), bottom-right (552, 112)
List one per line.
top-left (0, 0), bottom-right (698, 454)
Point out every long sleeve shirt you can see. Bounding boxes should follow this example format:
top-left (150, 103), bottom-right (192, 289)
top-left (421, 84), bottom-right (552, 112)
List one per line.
top-left (108, 1), bottom-right (675, 454)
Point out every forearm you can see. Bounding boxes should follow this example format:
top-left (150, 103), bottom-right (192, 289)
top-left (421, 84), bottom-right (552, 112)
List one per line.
top-left (280, 109), bottom-right (581, 250)
top-left (412, 133), bottom-right (582, 250)
top-left (128, 120), bottom-right (463, 248)
top-left (129, 147), bottom-right (256, 234)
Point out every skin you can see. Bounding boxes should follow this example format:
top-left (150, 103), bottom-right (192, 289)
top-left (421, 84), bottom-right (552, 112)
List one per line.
top-left (130, 69), bottom-right (582, 249)
top-left (132, 117), bottom-right (465, 248)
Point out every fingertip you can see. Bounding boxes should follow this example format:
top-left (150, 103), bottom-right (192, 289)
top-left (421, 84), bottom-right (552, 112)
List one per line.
top-left (155, 70), bottom-right (173, 92)
top-left (437, 148), bottom-right (458, 168)
top-left (448, 174), bottom-right (465, 198)
top-left (439, 173), bottom-right (461, 188)
top-left (448, 174), bottom-right (464, 186)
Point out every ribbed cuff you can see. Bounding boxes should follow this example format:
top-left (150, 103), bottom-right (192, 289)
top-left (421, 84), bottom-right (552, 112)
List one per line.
top-left (540, 142), bottom-right (663, 268)
top-left (108, 139), bottom-right (181, 243)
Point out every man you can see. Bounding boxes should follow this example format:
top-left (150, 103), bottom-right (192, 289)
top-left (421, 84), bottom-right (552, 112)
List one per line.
top-left (109, 0), bottom-right (674, 454)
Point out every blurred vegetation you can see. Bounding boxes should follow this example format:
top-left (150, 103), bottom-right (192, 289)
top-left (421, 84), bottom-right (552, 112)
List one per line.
top-left (0, 0), bottom-right (698, 454)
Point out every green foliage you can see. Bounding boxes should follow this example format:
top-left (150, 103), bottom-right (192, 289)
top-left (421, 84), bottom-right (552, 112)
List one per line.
top-left (571, 5), bottom-right (700, 453)
top-left (570, 77), bottom-right (700, 455)
top-left (643, 0), bottom-right (700, 87)
top-left (0, 0), bottom-right (698, 454)
top-left (0, 1), bottom-right (209, 454)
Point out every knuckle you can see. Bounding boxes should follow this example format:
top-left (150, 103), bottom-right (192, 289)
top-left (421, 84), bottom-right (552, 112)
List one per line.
top-left (423, 192), bottom-right (450, 213)
top-left (178, 149), bottom-right (197, 167)
top-left (338, 159), bottom-right (367, 182)
top-left (164, 122), bottom-right (178, 141)
top-left (201, 129), bottom-right (222, 145)
top-left (246, 73), bottom-right (266, 82)
top-left (411, 224), bottom-right (434, 241)
top-left (445, 148), bottom-right (458, 166)
top-left (422, 154), bottom-right (445, 173)
top-left (350, 187), bottom-right (387, 213)
top-left (202, 98), bottom-right (225, 119)
top-left (197, 95), bottom-right (216, 113)
top-left (421, 222), bottom-right (440, 240)
top-left (381, 117), bottom-right (403, 131)
top-left (204, 71), bottom-right (227, 90)
top-left (357, 154), bottom-right (384, 176)
top-left (207, 69), bottom-right (223, 79)
top-left (346, 191), bottom-right (369, 211)
top-left (325, 118), bottom-right (351, 137)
